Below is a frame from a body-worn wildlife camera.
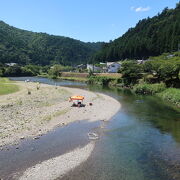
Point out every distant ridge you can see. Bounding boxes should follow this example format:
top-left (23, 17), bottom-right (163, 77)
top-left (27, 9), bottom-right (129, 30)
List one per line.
top-left (0, 21), bottom-right (103, 65)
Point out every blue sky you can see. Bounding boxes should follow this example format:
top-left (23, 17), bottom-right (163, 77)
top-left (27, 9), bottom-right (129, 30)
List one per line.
top-left (0, 0), bottom-right (179, 42)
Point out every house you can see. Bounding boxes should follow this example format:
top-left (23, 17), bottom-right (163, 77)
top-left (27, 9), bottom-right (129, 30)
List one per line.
top-left (76, 64), bottom-right (86, 69)
top-left (87, 64), bottom-right (101, 72)
top-left (100, 62), bottom-right (106, 65)
top-left (137, 60), bottom-right (144, 64)
top-left (5, 63), bottom-right (17, 67)
top-left (75, 64), bottom-right (86, 71)
top-left (107, 62), bottom-right (121, 73)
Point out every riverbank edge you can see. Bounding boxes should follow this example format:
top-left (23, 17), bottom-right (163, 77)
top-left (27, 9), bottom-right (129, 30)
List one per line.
top-left (87, 77), bottom-right (180, 108)
top-left (37, 74), bottom-right (88, 82)
top-left (2, 76), bottom-right (179, 107)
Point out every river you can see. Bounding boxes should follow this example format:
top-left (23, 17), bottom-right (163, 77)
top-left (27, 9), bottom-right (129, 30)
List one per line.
top-left (1, 77), bottom-right (180, 180)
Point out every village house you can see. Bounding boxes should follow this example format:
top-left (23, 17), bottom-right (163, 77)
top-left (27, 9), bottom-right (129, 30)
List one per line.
top-left (107, 62), bottom-right (121, 73)
top-left (87, 64), bottom-right (101, 72)
top-left (75, 64), bottom-right (86, 72)
top-left (5, 63), bottom-right (17, 66)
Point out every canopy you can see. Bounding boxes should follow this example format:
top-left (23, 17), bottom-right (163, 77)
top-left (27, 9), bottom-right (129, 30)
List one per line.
top-left (69, 95), bottom-right (84, 101)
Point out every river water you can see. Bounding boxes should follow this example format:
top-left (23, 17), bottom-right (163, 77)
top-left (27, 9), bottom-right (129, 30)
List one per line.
top-left (1, 77), bottom-right (180, 180)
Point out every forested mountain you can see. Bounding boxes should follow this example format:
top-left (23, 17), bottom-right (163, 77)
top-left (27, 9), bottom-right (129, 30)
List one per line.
top-left (93, 2), bottom-right (180, 62)
top-left (0, 21), bottom-right (102, 65)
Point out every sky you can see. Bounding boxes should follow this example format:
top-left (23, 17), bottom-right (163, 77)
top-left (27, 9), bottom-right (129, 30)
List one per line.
top-left (0, 0), bottom-right (179, 42)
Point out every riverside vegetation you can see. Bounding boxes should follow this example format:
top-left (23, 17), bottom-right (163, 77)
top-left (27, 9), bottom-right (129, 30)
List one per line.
top-left (0, 52), bottom-right (179, 107)
top-left (88, 52), bottom-right (180, 107)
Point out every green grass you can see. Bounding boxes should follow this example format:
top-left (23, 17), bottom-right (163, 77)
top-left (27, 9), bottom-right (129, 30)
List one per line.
top-left (0, 78), bottom-right (19, 95)
top-left (133, 83), bottom-right (166, 95)
top-left (0, 83), bottom-right (20, 95)
top-left (157, 88), bottom-right (180, 107)
top-left (0, 78), bottom-right (11, 83)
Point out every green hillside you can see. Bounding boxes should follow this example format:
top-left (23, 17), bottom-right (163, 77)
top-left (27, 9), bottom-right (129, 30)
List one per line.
top-left (93, 2), bottom-right (180, 62)
top-left (0, 21), bottom-right (102, 65)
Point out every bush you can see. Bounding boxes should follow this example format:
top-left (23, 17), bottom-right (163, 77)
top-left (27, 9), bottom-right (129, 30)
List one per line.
top-left (88, 76), bottom-right (116, 86)
top-left (144, 74), bottom-right (158, 84)
top-left (48, 64), bottom-right (72, 79)
top-left (120, 61), bottom-right (143, 86)
top-left (87, 69), bottom-right (94, 78)
top-left (143, 59), bottom-right (180, 83)
top-left (48, 65), bottom-right (62, 79)
top-left (158, 88), bottom-right (180, 107)
top-left (133, 83), bottom-right (166, 95)
top-left (4, 65), bottom-right (22, 76)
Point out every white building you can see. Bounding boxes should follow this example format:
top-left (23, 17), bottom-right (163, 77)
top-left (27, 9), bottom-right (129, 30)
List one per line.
top-left (87, 64), bottom-right (101, 72)
top-left (5, 63), bottom-right (17, 67)
top-left (107, 62), bottom-right (121, 73)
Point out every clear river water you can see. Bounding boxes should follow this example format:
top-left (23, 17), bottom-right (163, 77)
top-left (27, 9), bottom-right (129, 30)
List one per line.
top-left (0, 77), bottom-right (180, 180)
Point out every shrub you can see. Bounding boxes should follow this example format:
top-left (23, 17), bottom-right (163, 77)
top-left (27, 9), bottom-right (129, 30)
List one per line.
top-left (88, 76), bottom-right (115, 86)
top-left (157, 88), bottom-right (180, 107)
top-left (120, 61), bottom-right (143, 86)
top-left (48, 65), bottom-right (62, 79)
top-left (87, 69), bottom-right (94, 78)
top-left (133, 83), bottom-right (166, 95)
top-left (143, 59), bottom-right (180, 83)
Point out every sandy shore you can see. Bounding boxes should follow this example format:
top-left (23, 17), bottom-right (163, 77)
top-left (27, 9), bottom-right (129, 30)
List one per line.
top-left (0, 81), bottom-right (120, 179)
top-left (0, 81), bottom-right (120, 147)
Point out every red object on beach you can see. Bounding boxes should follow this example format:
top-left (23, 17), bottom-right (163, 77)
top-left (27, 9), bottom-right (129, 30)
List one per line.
top-left (69, 96), bottom-right (84, 107)
top-left (69, 95), bottom-right (84, 101)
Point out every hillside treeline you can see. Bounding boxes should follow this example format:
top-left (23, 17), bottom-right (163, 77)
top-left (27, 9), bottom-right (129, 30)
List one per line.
top-left (93, 2), bottom-right (180, 62)
top-left (0, 21), bottom-right (102, 66)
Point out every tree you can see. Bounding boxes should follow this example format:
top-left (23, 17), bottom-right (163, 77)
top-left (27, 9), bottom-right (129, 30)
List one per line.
top-left (120, 61), bottom-right (143, 86)
top-left (143, 59), bottom-right (180, 86)
top-left (4, 65), bottom-right (22, 76)
top-left (158, 61), bottom-right (180, 81)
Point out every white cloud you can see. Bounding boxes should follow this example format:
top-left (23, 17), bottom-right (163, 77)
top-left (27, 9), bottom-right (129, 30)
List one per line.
top-left (131, 6), bottom-right (150, 12)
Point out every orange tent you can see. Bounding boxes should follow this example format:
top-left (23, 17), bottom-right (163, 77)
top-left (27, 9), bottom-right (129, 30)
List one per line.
top-left (69, 95), bottom-right (84, 101)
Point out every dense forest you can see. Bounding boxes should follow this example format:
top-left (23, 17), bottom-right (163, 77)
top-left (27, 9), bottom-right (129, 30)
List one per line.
top-left (0, 21), bottom-right (102, 66)
top-left (93, 2), bottom-right (180, 62)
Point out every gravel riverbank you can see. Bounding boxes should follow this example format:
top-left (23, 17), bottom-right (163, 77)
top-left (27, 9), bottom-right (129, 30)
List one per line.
top-left (0, 81), bottom-right (121, 179)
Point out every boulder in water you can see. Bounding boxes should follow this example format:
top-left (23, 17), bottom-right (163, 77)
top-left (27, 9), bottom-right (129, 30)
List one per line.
top-left (88, 132), bottom-right (99, 140)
